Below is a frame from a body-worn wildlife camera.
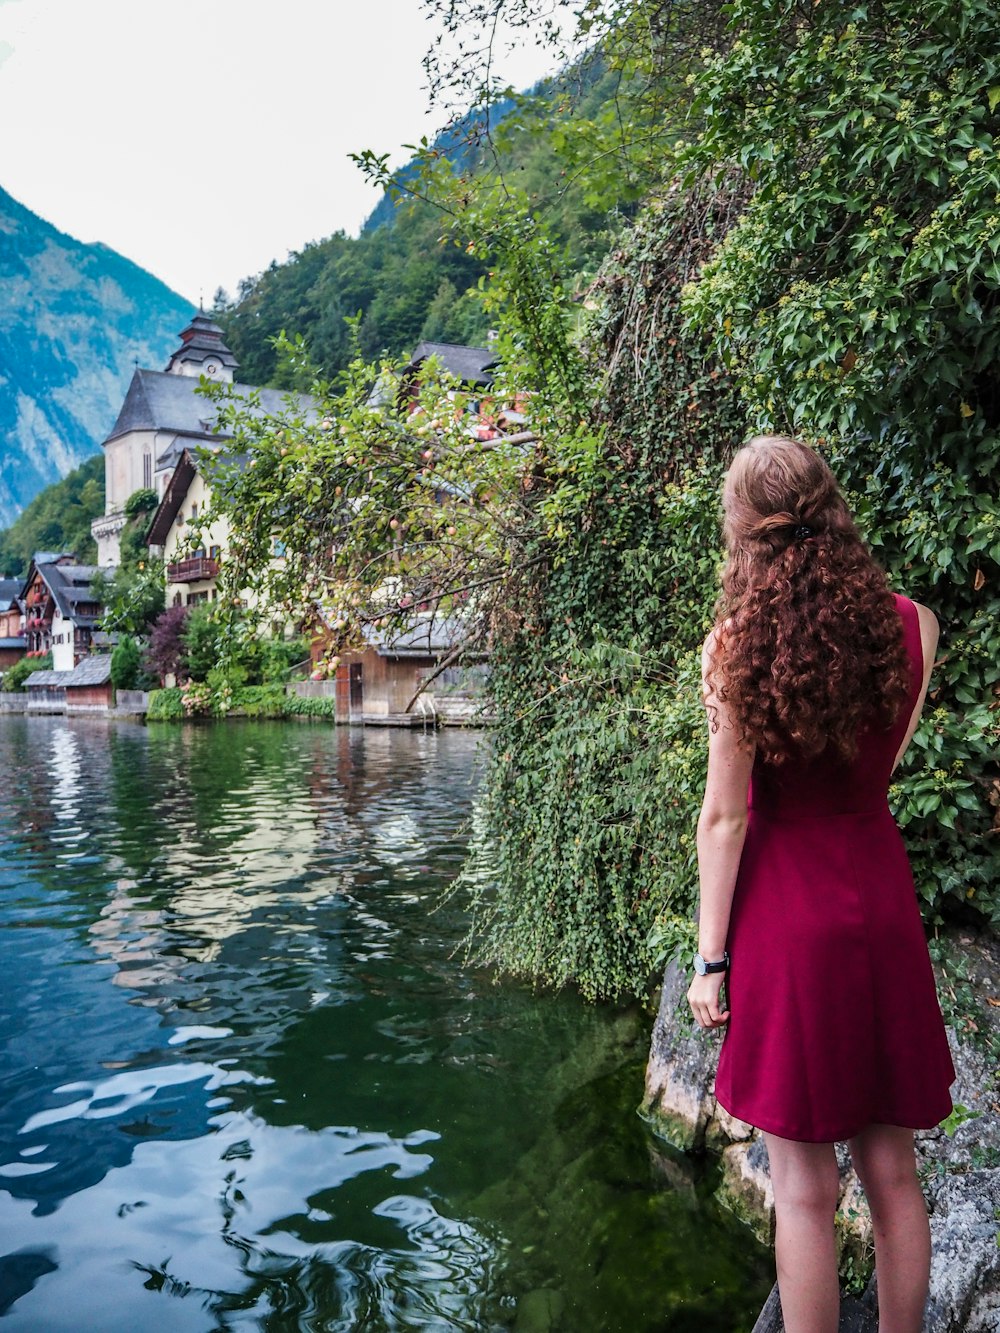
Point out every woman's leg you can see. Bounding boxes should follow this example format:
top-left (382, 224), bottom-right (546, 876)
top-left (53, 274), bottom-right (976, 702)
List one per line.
top-left (846, 1123), bottom-right (929, 1333)
top-left (762, 1131), bottom-right (841, 1333)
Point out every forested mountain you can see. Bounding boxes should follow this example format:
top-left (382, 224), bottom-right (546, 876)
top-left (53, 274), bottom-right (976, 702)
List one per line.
top-left (0, 186), bottom-right (193, 526)
top-left (215, 61), bottom-right (644, 387)
top-left (0, 455), bottom-right (104, 578)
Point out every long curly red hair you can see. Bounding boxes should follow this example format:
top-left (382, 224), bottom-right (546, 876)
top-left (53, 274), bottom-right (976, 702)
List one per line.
top-left (706, 435), bottom-right (912, 763)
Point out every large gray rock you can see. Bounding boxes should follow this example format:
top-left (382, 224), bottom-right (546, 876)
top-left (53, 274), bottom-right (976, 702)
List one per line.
top-left (718, 1135), bottom-right (775, 1243)
top-left (640, 959), bottom-right (721, 1150)
top-left (925, 1168), bottom-right (1000, 1332)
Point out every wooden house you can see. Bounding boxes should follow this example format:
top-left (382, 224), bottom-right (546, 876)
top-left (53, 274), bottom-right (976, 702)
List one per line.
top-left (65, 655), bottom-right (114, 713)
top-left (147, 449), bottom-right (228, 607)
top-left (0, 578), bottom-right (26, 669)
top-left (24, 668), bottom-right (71, 713)
top-left (21, 554), bottom-right (109, 671)
top-left (311, 614), bottom-right (488, 725)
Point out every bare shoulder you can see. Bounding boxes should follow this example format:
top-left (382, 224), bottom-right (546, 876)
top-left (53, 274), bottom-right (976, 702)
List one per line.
top-left (908, 599), bottom-right (940, 660)
top-left (701, 618), bottom-right (732, 666)
top-left (910, 600), bottom-right (939, 632)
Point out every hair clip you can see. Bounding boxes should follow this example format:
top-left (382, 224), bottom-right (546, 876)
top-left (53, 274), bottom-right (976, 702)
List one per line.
top-left (793, 524), bottom-right (814, 540)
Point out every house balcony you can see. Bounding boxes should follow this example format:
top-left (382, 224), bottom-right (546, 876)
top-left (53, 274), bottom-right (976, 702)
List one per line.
top-left (167, 557), bottom-right (220, 584)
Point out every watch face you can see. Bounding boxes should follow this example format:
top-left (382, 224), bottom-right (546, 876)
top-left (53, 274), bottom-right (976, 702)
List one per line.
top-left (694, 953), bottom-right (707, 975)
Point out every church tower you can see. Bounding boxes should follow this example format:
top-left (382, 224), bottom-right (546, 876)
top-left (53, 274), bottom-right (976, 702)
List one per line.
top-left (164, 313), bottom-right (238, 382)
top-left (91, 316), bottom-right (240, 565)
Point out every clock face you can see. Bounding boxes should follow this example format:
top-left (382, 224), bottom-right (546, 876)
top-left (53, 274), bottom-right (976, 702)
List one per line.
top-left (205, 361), bottom-right (219, 376)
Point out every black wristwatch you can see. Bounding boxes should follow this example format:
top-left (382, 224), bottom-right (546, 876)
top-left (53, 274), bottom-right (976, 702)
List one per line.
top-left (693, 950), bottom-right (730, 975)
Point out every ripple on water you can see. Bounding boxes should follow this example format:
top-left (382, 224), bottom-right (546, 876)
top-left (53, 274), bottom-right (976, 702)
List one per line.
top-left (0, 719), bottom-right (771, 1331)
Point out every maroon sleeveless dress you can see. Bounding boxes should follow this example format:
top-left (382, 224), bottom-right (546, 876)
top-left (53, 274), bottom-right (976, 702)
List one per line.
top-left (713, 594), bottom-right (955, 1142)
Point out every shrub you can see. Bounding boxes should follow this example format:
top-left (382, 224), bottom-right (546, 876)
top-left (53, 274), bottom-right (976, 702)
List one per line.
top-left (110, 636), bottom-right (142, 690)
top-left (147, 688), bottom-right (185, 720)
top-left (147, 681), bottom-right (299, 720)
top-left (283, 693), bottom-right (338, 719)
top-left (182, 604), bottom-right (223, 682)
top-left (231, 684), bottom-right (288, 717)
top-left (257, 635), bottom-right (312, 683)
top-left (123, 488), bottom-right (158, 519)
top-left (145, 605), bottom-right (190, 682)
top-left (3, 652), bottom-right (53, 692)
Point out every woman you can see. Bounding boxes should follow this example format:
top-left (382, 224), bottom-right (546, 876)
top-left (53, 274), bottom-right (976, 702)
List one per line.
top-left (687, 435), bottom-right (955, 1333)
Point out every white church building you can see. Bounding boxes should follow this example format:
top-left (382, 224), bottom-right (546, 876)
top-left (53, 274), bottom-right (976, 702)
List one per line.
top-left (91, 314), bottom-right (293, 567)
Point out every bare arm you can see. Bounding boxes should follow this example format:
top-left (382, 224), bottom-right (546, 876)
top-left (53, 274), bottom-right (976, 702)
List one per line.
top-left (687, 632), bottom-right (755, 1031)
top-left (892, 601), bottom-right (939, 773)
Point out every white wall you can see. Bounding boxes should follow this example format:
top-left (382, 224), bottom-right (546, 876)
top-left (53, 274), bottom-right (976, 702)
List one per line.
top-left (51, 609), bottom-right (74, 673)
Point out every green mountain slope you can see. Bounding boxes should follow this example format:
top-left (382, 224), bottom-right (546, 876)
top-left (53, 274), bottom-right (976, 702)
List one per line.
top-left (0, 186), bottom-right (194, 526)
top-left (0, 455), bottom-right (104, 578)
top-left (216, 61), bottom-right (645, 387)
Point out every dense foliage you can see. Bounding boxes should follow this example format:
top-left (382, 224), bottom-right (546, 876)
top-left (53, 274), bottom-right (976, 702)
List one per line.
top-left (95, 489), bottom-right (165, 637)
top-left (455, 0), bottom-right (1000, 993)
top-left (147, 684), bottom-right (338, 722)
top-left (144, 605), bottom-right (190, 682)
top-left (0, 456), bottom-right (103, 577)
top-left (199, 0), bottom-right (999, 998)
top-left (143, 601), bottom-right (310, 718)
top-left (459, 184), bottom-right (749, 999)
top-left (677, 0), bottom-right (1000, 921)
top-left (2, 651), bottom-right (52, 692)
top-left (110, 636), bottom-right (142, 691)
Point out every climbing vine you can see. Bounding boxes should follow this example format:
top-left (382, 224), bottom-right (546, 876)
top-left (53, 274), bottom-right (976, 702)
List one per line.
top-left (457, 182), bottom-right (749, 999)
top-left (678, 0), bottom-right (1000, 922)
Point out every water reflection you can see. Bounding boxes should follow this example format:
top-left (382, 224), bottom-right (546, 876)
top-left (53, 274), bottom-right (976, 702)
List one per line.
top-left (0, 717), bottom-right (770, 1330)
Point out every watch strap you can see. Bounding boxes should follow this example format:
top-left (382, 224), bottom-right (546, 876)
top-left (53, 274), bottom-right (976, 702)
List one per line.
top-left (694, 950), bottom-right (730, 975)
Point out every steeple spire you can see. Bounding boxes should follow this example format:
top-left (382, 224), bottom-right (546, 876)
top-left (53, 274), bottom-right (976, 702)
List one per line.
top-left (164, 313), bottom-right (238, 382)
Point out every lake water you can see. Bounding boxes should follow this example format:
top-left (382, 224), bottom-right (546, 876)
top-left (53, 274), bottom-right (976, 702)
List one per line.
top-left (0, 717), bottom-right (771, 1331)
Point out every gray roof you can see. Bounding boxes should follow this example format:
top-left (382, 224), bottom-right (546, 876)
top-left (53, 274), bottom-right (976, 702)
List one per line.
top-left (30, 560), bottom-right (107, 627)
top-left (0, 638), bottom-right (25, 649)
top-left (366, 614), bottom-right (485, 659)
top-left (0, 578), bottom-right (21, 607)
top-left (25, 669), bottom-right (74, 687)
top-left (65, 655), bottom-right (113, 687)
top-left (105, 370), bottom-right (314, 447)
top-left (406, 342), bottom-right (496, 387)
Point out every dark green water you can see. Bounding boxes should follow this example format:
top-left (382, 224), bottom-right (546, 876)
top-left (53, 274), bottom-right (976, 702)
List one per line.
top-left (0, 717), bottom-right (771, 1331)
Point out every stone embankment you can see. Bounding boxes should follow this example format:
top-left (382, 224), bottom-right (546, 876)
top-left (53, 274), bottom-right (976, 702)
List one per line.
top-left (643, 936), bottom-right (1000, 1333)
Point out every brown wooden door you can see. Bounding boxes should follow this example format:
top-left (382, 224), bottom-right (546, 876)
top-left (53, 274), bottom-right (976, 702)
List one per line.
top-left (349, 663), bottom-right (363, 713)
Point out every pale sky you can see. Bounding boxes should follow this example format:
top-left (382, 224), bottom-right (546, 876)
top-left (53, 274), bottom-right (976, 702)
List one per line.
top-left (0, 0), bottom-right (564, 303)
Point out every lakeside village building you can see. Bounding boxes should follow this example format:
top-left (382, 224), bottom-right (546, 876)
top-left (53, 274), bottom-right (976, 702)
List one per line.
top-left (8, 316), bottom-right (523, 721)
top-left (136, 324), bottom-right (508, 722)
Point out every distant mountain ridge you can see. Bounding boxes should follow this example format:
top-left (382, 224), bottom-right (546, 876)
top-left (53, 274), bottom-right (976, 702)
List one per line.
top-left (0, 186), bottom-right (194, 526)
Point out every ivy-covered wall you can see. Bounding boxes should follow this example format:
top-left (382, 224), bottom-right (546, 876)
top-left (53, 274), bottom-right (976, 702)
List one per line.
top-left (463, 0), bottom-right (1000, 1000)
top-left (462, 187), bottom-right (749, 1001)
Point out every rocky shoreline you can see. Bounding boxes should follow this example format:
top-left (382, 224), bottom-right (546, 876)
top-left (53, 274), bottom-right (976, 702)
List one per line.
top-left (642, 931), bottom-right (1000, 1332)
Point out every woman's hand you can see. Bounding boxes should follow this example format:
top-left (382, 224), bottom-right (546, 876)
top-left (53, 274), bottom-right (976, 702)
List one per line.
top-left (687, 971), bottom-right (730, 1030)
